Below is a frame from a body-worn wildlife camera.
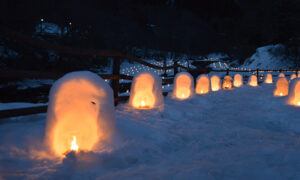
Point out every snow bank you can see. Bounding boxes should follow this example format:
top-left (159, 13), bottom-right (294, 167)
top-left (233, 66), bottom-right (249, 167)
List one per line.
top-left (242, 44), bottom-right (293, 70)
top-left (45, 71), bottom-right (116, 156)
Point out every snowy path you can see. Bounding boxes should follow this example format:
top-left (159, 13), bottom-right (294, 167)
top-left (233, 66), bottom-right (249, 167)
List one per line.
top-left (1, 84), bottom-right (300, 179)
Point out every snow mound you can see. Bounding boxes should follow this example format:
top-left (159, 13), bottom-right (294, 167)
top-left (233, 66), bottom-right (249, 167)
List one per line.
top-left (242, 44), bottom-right (293, 70)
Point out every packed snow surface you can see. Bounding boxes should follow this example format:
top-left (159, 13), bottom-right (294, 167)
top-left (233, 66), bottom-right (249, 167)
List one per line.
top-left (242, 44), bottom-right (294, 70)
top-left (1, 83), bottom-right (300, 179)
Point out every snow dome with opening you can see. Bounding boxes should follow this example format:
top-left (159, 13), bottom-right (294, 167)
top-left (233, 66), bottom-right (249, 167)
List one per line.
top-left (274, 77), bottom-right (289, 97)
top-left (210, 75), bottom-right (221, 91)
top-left (172, 72), bottom-right (194, 100)
top-left (287, 79), bottom-right (300, 106)
top-left (129, 72), bottom-right (163, 109)
top-left (290, 74), bottom-right (296, 80)
top-left (45, 71), bottom-right (116, 156)
top-left (222, 76), bottom-right (233, 90)
top-left (233, 74), bottom-right (243, 87)
top-left (248, 75), bottom-right (258, 87)
top-left (264, 73), bottom-right (273, 84)
top-left (195, 74), bottom-right (210, 95)
top-left (278, 73), bottom-right (285, 78)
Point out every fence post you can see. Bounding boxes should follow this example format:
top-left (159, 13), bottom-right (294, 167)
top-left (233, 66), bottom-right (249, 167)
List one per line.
top-left (174, 60), bottom-right (178, 76)
top-left (226, 69), bottom-right (229, 75)
top-left (163, 58), bottom-right (167, 77)
top-left (256, 69), bottom-right (259, 81)
top-left (296, 70), bottom-right (298, 77)
top-left (111, 57), bottom-right (120, 106)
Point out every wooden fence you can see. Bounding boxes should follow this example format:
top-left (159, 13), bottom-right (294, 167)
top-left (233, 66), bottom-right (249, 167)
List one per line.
top-left (0, 27), bottom-right (299, 119)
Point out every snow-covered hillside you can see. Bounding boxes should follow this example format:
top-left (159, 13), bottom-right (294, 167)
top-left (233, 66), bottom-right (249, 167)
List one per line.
top-left (242, 44), bottom-right (294, 70)
top-left (1, 83), bottom-right (300, 179)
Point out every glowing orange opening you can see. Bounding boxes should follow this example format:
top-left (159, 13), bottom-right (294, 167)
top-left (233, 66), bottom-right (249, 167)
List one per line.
top-left (210, 75), bottom-right (221, 91)
top-left (46, 79), bottom-right (102, 156)
top-left (290, 74), bottom-right (296, 80)
top-left (70, 136), bottom-right (79, 152)
top-left (264, 73), bottom-right (273, 84)
top-left (274, 78), bottom-right (289, 96)
top-left (196, 75), bottom-right (210, 94)
top-left (175, 74), bottom-right (192, 100)
top-left (233, 74), bottom-right (243, 87)
top-left (288, 80), bottom-right (300, 106)
top-left (278, 73), bottom-right (285, 78)
top-left (131, 74), bottom-right (155, 109)
top-left (248, 75), bottom-right (258, 87)
top-left (222, 76), bottom-right (233, 90)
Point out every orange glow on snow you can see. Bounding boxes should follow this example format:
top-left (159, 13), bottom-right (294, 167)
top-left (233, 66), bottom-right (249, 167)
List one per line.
top-left (274, 78), bottom-right (288, 97)
top-left (70, 136), bottom-right (79, 152)
top-left (233, 74), bottom-right (243, 87)
top-left (222, 76), bottom-right (233, 90)
top-left (288, 80), bottom-right (300, 106)
top-left (175, 74), bottom-right (192, 100)
top-left (196, 75), bottom-right (210, 94)
top-left (248, 75), bottom-right (258, 87)
top-left (131, 74), bottom-right (155, 109)
top-left (264, 73), bottom-right (273, 84)
top-left (47, 79), bottom-right (101, 156)
top-left (210, 75), bottom-right (221, 91)
top-left (290, 74), bottom-right (296, 80)
top-left (279, 73), bottom-right (285, 78)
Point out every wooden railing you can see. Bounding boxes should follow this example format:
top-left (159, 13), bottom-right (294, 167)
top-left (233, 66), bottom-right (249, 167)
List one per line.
top-left (0, 27), bottom-right (299, 119)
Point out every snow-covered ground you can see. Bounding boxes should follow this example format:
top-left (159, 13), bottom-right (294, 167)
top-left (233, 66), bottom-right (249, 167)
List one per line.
top-left (1, 82), bottom-right (300, 179)
top-left (242, 44), bottom-right (294, 70)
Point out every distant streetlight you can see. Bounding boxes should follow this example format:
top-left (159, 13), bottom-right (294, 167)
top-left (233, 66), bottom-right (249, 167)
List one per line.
top-left (40, 18), bottom-right (44, 34)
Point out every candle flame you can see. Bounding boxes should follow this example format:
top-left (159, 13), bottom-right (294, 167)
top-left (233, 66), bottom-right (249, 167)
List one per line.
top-left (70, 136), bottom-right (79, 152)
top-left (141, 100), bottom-right (145, 107)
top-left (280, 93), bottom-right (283, 96)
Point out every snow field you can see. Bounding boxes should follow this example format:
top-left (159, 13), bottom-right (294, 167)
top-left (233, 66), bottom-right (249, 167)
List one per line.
top-left (1, 81), bottom-right (300, 179)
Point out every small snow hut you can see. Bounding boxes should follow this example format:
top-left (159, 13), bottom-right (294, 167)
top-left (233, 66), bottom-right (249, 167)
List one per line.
top-left (195, 74), bottom-right (210, 94)
top-left (248, 75), bottom-right (258, 87)
top-left (129, 72), bottom-right (163, 109)
top-left (210, 75), bottom-right (221, 91)
top-left (173, 72), bottom-right (194, 100)
top-left (233, 74), bottom-right (243, 87)
top-left (274, 77), bottom-right (289, 96)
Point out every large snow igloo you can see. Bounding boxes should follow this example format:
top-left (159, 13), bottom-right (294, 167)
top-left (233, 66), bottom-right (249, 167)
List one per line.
top-left (287, 79), bottom-right (300, 106)
top-left (233, 74), bottom-right (243, 87)
top-left (173, 72), bottom-right (194, 100)
top-left (274, 77), bottom-right (289, 96)
top-left (248, 75), bottom-right (258, 87)
top-left (222, 76), bottom-right (233, 90)
top-left (210, 75), bottom-right (221, 91)
top-left (264, 73), bottom-right (273, 84)
top-left (195, 74), bottom-right (210, 94)
top-left (45, 71), bottom-right (116, 156)
top-left (129, 72), bottom-right (163, 109)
